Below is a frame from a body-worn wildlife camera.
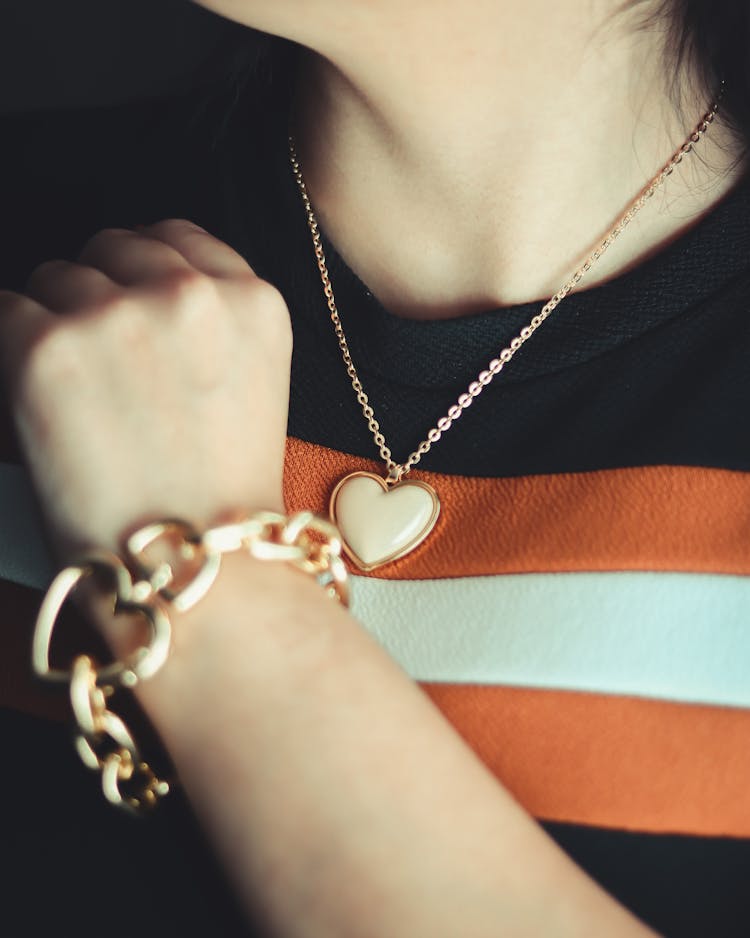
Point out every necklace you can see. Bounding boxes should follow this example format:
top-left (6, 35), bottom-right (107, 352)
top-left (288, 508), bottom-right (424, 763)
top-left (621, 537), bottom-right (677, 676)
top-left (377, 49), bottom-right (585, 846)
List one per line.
top-left (289, 96), bottom-right (720, 572)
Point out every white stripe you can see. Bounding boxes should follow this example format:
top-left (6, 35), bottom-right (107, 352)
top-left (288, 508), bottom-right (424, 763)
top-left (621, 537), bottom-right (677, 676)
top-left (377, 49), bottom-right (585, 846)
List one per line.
top-left (351, 572), bottom-right (750, 709)
top-left (0, 463), bottom-right (55, 590)
top-left (1, 461), bottom-right (748, 709)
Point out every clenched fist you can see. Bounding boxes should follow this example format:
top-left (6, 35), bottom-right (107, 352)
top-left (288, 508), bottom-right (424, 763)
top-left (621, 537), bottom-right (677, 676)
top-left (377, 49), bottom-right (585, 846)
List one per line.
top-left (0, 220), bottom-right (292, 557)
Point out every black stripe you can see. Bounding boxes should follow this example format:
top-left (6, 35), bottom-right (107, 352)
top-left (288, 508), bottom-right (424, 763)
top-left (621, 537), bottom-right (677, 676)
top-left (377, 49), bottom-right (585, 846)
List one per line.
top-left (544, 820), bottom-right (750, 938)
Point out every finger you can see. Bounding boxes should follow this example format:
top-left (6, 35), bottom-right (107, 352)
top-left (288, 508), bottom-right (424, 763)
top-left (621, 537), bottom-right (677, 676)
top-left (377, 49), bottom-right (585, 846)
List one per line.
top-left (138, 219), bottom-right (258, 280)
top-left (77, 227), bottom-right (194, 286)
top-left (25, 260), bottom-right (119, 314)
top-left (0, 289), bottom-right (55, 386)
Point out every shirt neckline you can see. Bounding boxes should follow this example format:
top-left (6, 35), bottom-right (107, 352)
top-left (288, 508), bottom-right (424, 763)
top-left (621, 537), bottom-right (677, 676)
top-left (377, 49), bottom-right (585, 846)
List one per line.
top-left (250, 91), bottom-right (750, 392)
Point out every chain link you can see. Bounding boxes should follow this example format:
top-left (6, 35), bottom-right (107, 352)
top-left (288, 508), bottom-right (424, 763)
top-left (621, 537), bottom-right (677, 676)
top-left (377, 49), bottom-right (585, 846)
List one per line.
top-left (201, 510), bottom-right (349, 606)
top-left (289, 91), bottom-right (721, 478)
top-left (33, 510), bottom-right (349, 814)
top-left (69, 654), bottom-right (170, 815)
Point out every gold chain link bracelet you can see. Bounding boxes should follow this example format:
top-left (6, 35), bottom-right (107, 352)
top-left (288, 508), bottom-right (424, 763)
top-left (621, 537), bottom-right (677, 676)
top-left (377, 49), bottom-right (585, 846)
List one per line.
top-left (32, 510), bottom-right (349, 815)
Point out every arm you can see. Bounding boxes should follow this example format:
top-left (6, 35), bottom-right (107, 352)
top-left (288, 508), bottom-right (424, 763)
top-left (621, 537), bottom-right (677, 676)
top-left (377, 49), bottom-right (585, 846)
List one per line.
top-left (141, 551), bottom-right (654, 938)
top-left (0, 220), bottom-right (656, 938)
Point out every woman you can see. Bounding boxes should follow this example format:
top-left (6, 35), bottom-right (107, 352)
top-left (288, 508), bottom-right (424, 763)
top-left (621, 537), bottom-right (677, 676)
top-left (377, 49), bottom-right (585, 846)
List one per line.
top-left (1, 0), bottom-right (748, 935)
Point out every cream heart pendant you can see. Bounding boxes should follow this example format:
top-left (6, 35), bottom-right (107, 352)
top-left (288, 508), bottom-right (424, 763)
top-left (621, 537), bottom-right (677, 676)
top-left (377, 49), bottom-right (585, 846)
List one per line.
top-left (329, 471), bottom-right (440, 572)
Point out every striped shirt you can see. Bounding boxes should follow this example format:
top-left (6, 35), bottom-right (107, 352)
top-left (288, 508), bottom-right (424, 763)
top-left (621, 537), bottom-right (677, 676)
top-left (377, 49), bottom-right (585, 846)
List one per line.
top-left (1, 79), bottom-right (748, 936)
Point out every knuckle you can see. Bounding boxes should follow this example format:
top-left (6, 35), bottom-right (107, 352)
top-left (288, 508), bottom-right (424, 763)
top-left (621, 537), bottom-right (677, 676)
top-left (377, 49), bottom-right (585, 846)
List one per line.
top-left (157, 268), bottom-right (220, 312)
top-left (245, 278), bottom-right (292, 347)
top-left (146, 218), bottom-right (203, 236)
top-left (97, 293), bottom-right (151, 339)
top-left (26, 260), bottom-right (111, 308)
top-left (250, 276), bottom-right (285, 307)
top-left (78, 227), bottom-right (130, 259)
top-left (25, 259), bottom-right (69, 288)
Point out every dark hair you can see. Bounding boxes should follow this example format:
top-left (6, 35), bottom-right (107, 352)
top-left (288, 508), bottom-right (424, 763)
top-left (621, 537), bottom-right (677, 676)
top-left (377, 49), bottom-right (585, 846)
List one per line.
top-left (657, 0), bottom-right (750, 153)
top-left (197, 3), bottom-right (750, 152)
top-left (188, 23), bottom-right (297, 142)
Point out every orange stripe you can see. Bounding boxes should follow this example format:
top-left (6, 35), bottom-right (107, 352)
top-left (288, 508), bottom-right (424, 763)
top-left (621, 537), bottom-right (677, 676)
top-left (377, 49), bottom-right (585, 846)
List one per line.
top-left (285, 437), bottom-right (750, 579)
top-left (423, 683), bottom-right (750, 837)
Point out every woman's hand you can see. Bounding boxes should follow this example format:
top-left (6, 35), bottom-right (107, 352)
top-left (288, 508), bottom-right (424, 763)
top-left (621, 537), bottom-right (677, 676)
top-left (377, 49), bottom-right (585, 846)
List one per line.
top-left (0, 219), bottom-right (292, 556)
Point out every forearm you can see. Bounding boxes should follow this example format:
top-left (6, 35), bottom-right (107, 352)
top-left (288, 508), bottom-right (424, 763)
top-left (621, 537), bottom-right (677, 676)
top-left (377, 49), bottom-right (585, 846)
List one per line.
top-left (136, 553), bottom-right (656, 938)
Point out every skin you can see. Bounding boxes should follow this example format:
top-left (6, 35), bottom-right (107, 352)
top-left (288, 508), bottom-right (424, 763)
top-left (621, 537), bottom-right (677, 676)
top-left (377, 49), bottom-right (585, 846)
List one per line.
top-left (0, 1), bottom-right (744, 934)
top-left (201, 0), bottom-right (743, 317)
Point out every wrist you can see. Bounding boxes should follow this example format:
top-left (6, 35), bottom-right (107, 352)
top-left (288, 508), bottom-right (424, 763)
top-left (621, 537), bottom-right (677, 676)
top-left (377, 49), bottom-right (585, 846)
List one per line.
top-left (135, 547), bottom-right (354, 757)
top-left (31, 507), bottom-right (351, 814)
top-left (157, 547), bottom-right (335, 673)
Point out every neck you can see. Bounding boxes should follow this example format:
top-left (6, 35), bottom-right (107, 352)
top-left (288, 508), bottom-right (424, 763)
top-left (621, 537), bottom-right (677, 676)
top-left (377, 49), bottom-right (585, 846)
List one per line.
top-left (291, 0), bottom-right (742, 319)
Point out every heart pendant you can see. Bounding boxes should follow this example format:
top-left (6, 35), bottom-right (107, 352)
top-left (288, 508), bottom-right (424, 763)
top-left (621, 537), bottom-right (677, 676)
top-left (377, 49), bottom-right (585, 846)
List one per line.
top-left (329, 471), bottom-right (440, 572)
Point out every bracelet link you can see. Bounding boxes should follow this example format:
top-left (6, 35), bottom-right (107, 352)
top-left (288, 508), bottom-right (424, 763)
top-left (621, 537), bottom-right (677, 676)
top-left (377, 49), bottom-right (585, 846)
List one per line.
top-left (125, 519), bottom-right (221, 613)
top-left (101, 749), bottom-right (170, 814)
top-left (33, 508), bottom-right (349, 815)
top-left (32, 552), bottom-right (171, 690)
top-left (69, 653), bottom-right (170, 815)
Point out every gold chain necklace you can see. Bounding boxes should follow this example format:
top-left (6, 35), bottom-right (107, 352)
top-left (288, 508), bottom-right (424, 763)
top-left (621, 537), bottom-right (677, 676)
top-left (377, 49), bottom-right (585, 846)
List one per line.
top-left (289, 95), bottom-right (720, 572)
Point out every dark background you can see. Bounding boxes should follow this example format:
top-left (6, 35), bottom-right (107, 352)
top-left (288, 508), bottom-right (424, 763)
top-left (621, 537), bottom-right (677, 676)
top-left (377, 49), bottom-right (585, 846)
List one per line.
top-left (0, 0), bottom-right (234, 113)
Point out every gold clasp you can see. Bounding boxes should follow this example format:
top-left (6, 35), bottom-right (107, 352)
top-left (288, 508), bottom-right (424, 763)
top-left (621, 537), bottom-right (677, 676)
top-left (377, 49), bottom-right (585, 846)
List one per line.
top-left (386, 465), bottom-right (405, 487)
